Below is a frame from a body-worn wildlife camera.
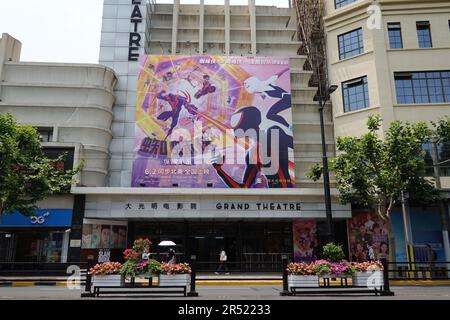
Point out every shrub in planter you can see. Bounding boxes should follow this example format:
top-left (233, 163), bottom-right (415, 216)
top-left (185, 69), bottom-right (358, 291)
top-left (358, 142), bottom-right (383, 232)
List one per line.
top-left (314, 260), bottom-right (332, 277)
top-left (147, 259), bottom-right (162, 275)
top-left (286, 262), bottom-right (319, 289)
top-left (120, 260), bottom-right (139, 279)
top-left (322, 243), bottom-right (346, 262)
top-left (90, 262), bottom-right (123, 287)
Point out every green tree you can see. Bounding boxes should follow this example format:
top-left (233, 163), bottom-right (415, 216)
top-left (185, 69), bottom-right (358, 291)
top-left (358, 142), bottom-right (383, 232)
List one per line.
top-left (0, 113), bottom-right (81, 218)
top-left (308, 115), bottom-right (444, 260)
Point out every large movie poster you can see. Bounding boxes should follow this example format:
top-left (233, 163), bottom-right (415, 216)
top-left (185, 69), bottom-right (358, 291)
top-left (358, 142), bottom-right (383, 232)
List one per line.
top-left (347, 211), bottom-right (389, 262)
top-left (293, 220), bottom-right (318, 263)
top-left (132, 55), bottom-right (295, 188)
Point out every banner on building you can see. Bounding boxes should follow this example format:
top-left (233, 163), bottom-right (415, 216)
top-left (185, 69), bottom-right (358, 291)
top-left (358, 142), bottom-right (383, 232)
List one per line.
top-left (293, 220), bottom-right (318, 262)
top-left (347, 211), bottom-right (389, 262)
top-left (132, 55), bottom-right (295, 188)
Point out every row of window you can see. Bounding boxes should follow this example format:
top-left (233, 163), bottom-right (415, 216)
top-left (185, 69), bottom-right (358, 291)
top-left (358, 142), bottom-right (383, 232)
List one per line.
top-left (335, 0), bottom-right (357, 9)
top-left (341, 71), bottom-right (450, 113)
top-left (338, 21), bottom-right (436, 61)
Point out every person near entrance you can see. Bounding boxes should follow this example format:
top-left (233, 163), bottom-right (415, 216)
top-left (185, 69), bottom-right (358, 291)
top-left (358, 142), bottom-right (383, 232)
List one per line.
top-left (215, 249), bottom-right (229, 275)
top-left (168, 248), bottom-right (176, 264)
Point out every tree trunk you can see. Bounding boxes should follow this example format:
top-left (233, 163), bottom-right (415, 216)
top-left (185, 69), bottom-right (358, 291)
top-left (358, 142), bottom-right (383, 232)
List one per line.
top-left (386, 218), bottom-right (396, 263)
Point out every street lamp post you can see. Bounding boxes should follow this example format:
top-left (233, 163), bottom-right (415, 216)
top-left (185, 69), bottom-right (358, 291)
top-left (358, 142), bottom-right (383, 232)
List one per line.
top-left (316, 85), bottom-right (338, 243)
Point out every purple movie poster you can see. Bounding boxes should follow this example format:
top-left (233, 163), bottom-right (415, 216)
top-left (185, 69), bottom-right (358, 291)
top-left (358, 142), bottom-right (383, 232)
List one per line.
top-left (132, 55), bottom-right (295, 188)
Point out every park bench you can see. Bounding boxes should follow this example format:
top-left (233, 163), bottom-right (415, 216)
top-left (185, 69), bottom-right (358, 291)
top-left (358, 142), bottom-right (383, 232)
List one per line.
top-left (290, 277), bottom-right (383, 296)
top-left (92, 284), bottom-right (187, 297)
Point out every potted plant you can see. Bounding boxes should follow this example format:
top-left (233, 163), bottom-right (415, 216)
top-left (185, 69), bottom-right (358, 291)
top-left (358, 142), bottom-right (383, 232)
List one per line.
top-left (314, 260), bottom-right (332, 279)
top-left (90, 262), bottom-right (123, 287)
top-left (351, 261), bottom-right (384, 287)
top-left (286, 262), bottom-right (319, 289)
top-left (159, 262), bottom-right (191, 287)
top-left (322, 242), bottom-right (346, 262)
top-left (119, 238), bottom-right (153, 283)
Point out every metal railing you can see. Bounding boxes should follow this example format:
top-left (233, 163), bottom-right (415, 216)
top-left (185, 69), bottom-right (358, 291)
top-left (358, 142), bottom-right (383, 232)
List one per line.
top-left (0, 262), bottom-right (88, 277)
top-left (387, 261), bottom-right (450, 281)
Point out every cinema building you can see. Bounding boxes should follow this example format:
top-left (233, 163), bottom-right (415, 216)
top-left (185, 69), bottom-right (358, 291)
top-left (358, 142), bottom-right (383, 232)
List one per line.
top-left (69, 0), bottom-right (352, 268)
top-left (2, 0), bottom-right (449, 268)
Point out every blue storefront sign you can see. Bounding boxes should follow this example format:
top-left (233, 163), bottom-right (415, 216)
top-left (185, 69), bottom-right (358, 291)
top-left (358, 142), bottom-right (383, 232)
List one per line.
top-left (0, 209), bottom-right (73, 227)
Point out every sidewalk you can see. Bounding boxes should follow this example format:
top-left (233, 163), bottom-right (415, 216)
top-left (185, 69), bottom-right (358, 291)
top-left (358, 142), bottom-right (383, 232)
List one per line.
top-left (2, 273), bottom-right (450, 287)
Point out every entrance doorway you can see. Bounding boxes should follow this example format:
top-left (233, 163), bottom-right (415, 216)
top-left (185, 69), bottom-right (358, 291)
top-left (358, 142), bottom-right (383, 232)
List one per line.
top-left (189, 236), bottom-right (237, 271)
top-left (131, 220), bottom-right (293, 272)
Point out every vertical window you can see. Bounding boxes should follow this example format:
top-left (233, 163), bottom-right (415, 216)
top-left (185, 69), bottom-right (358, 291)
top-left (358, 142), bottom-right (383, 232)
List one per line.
top-left (338, 28), bottom-right (364, 60)
top-left (416, 21), bottom-right (432, 48)
top-left (395, 71), bottom-right (450, 104)
top-left (388, 23), bottom-right (403, 49)
top-left (37, 127), bottom-right (54, 142)
top-left (342, 76), bottom-right (370, 112)
top-left (335, 0), bottom-right (357, 9)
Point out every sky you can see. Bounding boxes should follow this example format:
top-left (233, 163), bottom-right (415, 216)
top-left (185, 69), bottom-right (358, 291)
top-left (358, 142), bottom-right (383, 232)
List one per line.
top-left (0, 0), bottom-right (290, 64)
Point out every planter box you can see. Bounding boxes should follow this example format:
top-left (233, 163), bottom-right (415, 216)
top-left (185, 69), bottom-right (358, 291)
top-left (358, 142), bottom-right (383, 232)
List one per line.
top-left (288, 275), bottom-right (319, 289)
top-left (352, 271), bottom-right (384, 287)
top-left (92, 274), bottom-right (124, 287)
top-left (159, 274), bottom-right (191, 287)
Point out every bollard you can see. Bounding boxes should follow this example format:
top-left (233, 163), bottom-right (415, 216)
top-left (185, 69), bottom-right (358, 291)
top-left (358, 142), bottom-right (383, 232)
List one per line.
top-left (187, 255), bottom-right (199, 297)
top-left (380, 258), bottom-right (395, 296)
top-left (280, 254), bottom-right (291, 296)
top-left (81, 256), bottom-right (95, 298)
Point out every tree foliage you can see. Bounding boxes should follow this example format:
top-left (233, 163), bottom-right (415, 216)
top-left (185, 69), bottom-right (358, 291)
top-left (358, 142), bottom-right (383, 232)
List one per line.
top-left (309, 115), bottom-right (445, 221)
top-left (0, 113), bottom-right (81, 217)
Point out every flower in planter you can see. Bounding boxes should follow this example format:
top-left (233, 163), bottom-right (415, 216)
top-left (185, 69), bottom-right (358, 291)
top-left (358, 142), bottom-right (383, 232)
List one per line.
top-left (132, 238), bottom-right (152, 254)
top-left (313, 260), bottom-right (332, 277)
top-left (330, 261), bottom-right (355, 277)
top-left (120, 260), bottom-right (139, 278)
top-left (160, 262), bottom-right (192, 275)
top-left (351, 261), bottom-right (383, 272)
top-left (123, 248), bottom-right (141, 262)
top-left (147, 259), bottom-right (162, 275)
top-left (89, 262), bottom-right (122, 275)
top-left (286, 262), bottom-right (316, 275)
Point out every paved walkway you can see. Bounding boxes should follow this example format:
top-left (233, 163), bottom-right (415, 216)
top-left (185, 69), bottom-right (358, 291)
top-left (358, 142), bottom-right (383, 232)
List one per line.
top-left (0, 285), bottom-right (449, 300)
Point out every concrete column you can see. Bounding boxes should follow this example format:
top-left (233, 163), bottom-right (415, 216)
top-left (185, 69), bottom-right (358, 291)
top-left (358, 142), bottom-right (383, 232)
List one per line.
top-left (225, 0), bottom-right (230, 55)
top-left (171, 0), bottom-right (180, 54)
top-left (248, 0), bottom-right (257, 55)
top-left (199, 0), bottom-right (205, 54)
top-left (61, 231), bottom-right (70, 263)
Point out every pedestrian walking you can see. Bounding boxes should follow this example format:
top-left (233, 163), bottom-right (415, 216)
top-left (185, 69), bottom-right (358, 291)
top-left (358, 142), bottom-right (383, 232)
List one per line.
top-left (168, 248), bottom-right (176, 264)
top-left (215, 249), bottom-right (229, 275)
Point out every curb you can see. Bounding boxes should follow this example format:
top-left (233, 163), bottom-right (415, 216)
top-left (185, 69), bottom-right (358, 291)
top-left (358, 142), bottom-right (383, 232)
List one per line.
top-left (1, 280), bottom-right (450, 287)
